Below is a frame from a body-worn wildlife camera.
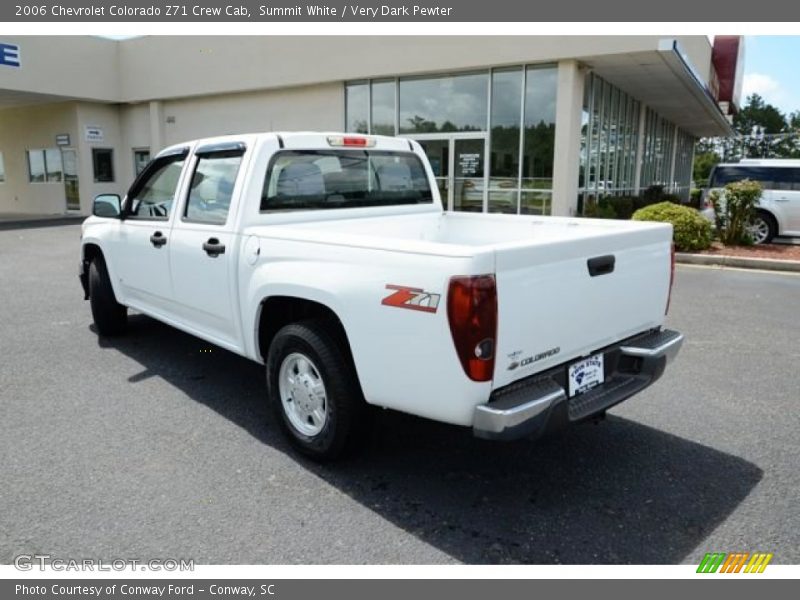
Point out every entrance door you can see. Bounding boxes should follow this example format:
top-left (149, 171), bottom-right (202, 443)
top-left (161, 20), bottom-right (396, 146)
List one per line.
top-left (62, 149), bottom-right (80, 211)
top-left (418, 139), bottom-right (449, 205)
top-left (416, 136), bottom-right (486, 211)
top-left (452, 138), bottom-right (485, 213)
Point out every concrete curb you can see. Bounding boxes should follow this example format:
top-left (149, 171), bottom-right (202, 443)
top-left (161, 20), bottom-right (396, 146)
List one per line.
top-left (676, 252), bottom-right (800, 273)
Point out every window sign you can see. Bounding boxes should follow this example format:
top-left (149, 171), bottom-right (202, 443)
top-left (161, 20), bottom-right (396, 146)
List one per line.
top-left (459, 153), bottom-right (481, 176)
top-left (84, 126), bottom-right (104, 143)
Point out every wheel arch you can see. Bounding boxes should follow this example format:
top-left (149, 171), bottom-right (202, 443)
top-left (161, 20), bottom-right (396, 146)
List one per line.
top-left (255, 295), bottom-right (357, 370)
top-left (80, 242), bottom-right (105, 299)
top-left (756, 207), bottom-right (779, 229)
top-left (755, 207), bottom-right (780, 242)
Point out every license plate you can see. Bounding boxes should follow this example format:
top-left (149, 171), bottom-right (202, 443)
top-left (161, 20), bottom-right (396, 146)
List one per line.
top-left (568, 354), bottom-right (605, 397)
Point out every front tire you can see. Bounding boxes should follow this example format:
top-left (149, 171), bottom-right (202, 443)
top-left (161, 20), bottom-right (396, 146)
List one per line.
top-left (750, 211), bottom-right (777, 245)
top-left (88, 256), bottom-right (127, 336)
top-left (266, 320), bottom-right (369, 461)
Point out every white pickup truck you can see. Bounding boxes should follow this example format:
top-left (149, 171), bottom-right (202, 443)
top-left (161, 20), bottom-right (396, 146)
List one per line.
top-left (80, 132), bottom-right (683, 460)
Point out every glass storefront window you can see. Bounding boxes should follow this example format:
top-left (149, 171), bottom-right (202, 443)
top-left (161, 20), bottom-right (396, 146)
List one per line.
top-left (489, 67), bottom-right (522, 190)
top-left (27, 148), bottom-right (62, 183)
top-left (345, 81), bottom-right (368, 134)
top-left (521, 66), bottom-right (557, 192)
top-left (346, 64), bottom-right (556, 215)
top-left (488, 190), bottom-right (518, 214)
top-left (640, 108), bottom-right (676, 191)
top-left (673, 128), bottom-right (695, 200)
top-left (520, 191), bottom-right (551, 215)
top-left (399, 72), bottom-right (488, 134)
top-left (370, 80), bottom-right (395, 136)
top-left (45, 149), bottom-right (63, 182)
top-left (580, 73), bottom-right (642, 208)
top-left (27, 151), bottom-right (45, 183)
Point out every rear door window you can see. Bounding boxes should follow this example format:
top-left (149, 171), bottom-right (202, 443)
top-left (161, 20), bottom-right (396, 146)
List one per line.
top-left (260, 150), bottom-right (433, 211)
top-left (184, 151), bottom-right (244, 225)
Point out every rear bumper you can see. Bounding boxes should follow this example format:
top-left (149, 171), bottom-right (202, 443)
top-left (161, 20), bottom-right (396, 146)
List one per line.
top-left (473, 328), bottom-right (683, 440)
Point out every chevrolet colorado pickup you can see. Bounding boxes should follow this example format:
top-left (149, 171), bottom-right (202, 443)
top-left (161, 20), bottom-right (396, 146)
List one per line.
top-left (80, 132), bottom-right (683, 460)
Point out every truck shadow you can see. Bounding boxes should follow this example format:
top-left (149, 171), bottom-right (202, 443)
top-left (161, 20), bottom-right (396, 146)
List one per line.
top-left (96, 314), bottom-right (763, 565)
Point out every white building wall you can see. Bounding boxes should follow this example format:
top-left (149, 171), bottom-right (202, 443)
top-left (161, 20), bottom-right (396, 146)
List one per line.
top-left (0, 102), bottom-right (77, 214)
top-left (75, 103), bottom-right (125, 214)
top-left (552, 60), bottom-right (586, 216)
top-left (119, 102), bottom-right (151, 186)
top-left (158, 83), bottom-right (344, 146)
top-left (116, 36), bottom-right (713, 103)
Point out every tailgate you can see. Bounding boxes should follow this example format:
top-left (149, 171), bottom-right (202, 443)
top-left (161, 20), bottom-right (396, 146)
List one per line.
top-left (492, 221), bottom-right (672, 389)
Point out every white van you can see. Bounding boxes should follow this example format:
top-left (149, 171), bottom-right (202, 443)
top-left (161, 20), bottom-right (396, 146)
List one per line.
top-left (704, 159), bottom-right (800, 244)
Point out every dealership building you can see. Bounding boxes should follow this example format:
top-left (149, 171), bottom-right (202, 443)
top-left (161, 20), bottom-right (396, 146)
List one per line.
top-left (0, 35), bottom-right (739, 217)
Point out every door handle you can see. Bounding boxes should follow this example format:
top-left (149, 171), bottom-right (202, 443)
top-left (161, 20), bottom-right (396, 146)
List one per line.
top-left (775, 197), bottom-right (789, 202)
top-left (587, 254), bottom-right (615, 277)
top-left (202, 237), bottom-right (226, 258)
top-left (149, 231), bottom-right (167, 248)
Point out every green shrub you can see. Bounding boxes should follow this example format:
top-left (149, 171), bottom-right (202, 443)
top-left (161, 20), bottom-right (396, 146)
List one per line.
top-left (689, 188), bottom-right (702, 208)
top-left (660, 193), bottom-right (683, 205)
top-left (610, 196), bottom-right (636, 219)
top-left (641, 185), bottom-right (665, 204)
top-left (710, 179), bottom-right (763, 246)
top-left (582, 197), bottom-right (617, 219)
top-left (632, 202), bottom-right (713, 252)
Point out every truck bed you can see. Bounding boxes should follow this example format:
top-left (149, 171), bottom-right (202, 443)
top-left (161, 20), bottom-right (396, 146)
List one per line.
top-left (254, 209), bottom-right (673, 390)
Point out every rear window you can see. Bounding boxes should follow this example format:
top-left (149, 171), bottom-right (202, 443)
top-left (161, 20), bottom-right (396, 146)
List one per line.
top-left (260, 150), bottom-right (433, 211)
top-left (710, 165), bottom-right (800, 191)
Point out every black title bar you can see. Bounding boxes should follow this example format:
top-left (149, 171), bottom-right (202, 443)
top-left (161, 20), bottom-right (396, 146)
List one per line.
top-left (3, 0), bottom-right (799, 22)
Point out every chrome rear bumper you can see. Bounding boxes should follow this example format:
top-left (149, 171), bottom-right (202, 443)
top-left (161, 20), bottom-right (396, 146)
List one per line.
top-left (473, 328), bottom-right (683, 440)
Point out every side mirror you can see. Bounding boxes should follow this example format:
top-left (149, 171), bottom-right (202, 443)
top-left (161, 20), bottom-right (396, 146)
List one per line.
top-left (93, 194), bottom-right (122, 218)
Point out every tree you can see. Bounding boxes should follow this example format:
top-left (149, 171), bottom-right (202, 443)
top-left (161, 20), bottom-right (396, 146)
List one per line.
top-left (693, 151), bottom-right (720, 187)
top-left (733, 94), bottom-right (787, 135)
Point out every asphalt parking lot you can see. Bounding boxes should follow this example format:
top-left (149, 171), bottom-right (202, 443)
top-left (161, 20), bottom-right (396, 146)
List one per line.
top-left (1, 224), bottom-right (798, 565)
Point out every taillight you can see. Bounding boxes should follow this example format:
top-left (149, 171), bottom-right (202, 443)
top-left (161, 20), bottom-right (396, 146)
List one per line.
top-left (326, 135), bottom-right (376, 147)
top-left (666, 243), bottom-right (676, 315)
top-left (447, 275), bottom-right (497, 382)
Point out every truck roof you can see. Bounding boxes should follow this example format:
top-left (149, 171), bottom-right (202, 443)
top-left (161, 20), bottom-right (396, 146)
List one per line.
top-left (156, 131), bottom-right (416, 159)
top-left (717, 158), bottom-right (800, 168)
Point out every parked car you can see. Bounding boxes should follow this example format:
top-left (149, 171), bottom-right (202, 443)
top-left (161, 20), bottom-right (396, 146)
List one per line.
top-left (79, 132), bottom-right (683, 460)
top-left (702, 159), bottom-right (800, 244)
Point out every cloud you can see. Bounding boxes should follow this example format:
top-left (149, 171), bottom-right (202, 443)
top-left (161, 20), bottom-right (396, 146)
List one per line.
top-left (742, 72), bottom-right (790, 110)
top-left (743, 73), bottom-right (780, 97)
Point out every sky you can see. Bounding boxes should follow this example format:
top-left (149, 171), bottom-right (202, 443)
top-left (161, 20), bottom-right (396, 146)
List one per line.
top-left (741, 36), bottom-right (800, 116)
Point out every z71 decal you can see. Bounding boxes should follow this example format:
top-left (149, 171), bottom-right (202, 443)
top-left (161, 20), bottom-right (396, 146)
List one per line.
top-left (381, 284), bottom-right (441, 313)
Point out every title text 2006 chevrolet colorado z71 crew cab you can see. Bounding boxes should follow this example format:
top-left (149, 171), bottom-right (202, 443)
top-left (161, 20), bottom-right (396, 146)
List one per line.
top-left (80, 132), bottom-right (683, 460)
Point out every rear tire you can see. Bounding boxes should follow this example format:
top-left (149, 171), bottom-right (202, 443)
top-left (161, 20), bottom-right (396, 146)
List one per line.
top-left (750, 211), bottom-right (777, 245)
top-left (88, 256), bottom-right (127, 336)
top-left (266, 320), bottom-right (369, 461)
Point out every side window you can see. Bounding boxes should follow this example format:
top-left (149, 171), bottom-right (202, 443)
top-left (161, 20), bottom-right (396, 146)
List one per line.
top-left (184, 152), bottom-right (243, 225)
top-left (712, 166), bottom-right (773, 189)
top-left (125, 154), bottom-right (186, 220)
